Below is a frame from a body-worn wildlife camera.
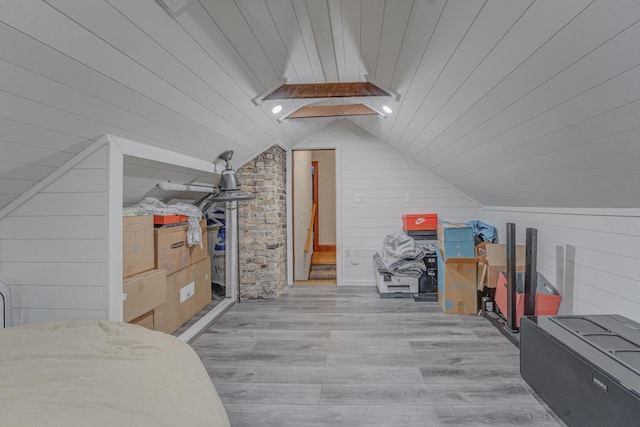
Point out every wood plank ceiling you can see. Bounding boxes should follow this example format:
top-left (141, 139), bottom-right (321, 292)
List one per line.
top-left (1, 0), bottom-right (640, 209)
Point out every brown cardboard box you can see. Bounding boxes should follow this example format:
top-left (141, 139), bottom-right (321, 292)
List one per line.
top-left (122, 268), bottom-right (166, 322)
top-left (475, 241), bottom-right (488, 264)
top-left (484, 243), bottom-right (525, 289)
top-left (154, 224), bottom-right (190, 275)
top-left (123, 215), bottom-right (154, 278)
top-left (476, 242), bottom-right (488, 289)
top-left (154, 304), bottom-right (168, 334)
top-left (477, 262), bottom-right (488, 291)
top-left (157, 257), bottom-right (212, 334)
top-left (189, 218), bottom-right (209, 264)
top-left (437, 249), bottom-right (478, 315)
top-left (129, 310), bottom-right (154, 330)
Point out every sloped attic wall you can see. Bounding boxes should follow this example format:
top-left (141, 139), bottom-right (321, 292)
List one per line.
top-left (0, 142), bottom-right (110, 325)
top-left (0, 135), bottom-right (218, 326)
top-left (294, 121), bottom-right (482, 285)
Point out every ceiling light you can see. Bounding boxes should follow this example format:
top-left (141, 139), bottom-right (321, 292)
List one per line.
top-left (205, 150), bottom-right (256, 205)
top-left (382, 105), bottom-right (393, 114)
top-left (271, 105), bottom-right (283, 114)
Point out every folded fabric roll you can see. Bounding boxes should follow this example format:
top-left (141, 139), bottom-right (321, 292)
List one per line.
top-left (373, 232), bottom-right (427, 278)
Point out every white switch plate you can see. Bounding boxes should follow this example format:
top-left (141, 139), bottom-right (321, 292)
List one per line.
top-left (180, 281), bottom-right (195, 303)
top-left (350, 250), bottom-right (360, 265)
top-left (354, 192), bottom-right (365, 203)
top-left (404, 193), bottom-right (412, 203)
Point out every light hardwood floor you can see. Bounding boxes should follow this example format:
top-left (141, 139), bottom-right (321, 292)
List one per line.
top-left (190, 285), bottom-right (565, 427)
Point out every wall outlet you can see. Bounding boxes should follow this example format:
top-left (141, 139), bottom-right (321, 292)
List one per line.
top-left (404, 192), bottom-right (412, 203)
top-left (354, 192), bottom-right (365, 203)
top-left (180, 281), bottom-right (195, 303)
top-left (350, 250), bottom-right (360, 265)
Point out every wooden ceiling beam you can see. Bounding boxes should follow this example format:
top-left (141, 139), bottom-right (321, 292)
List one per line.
top-left (263, 82), bottom-right (390, 100)
top-left (286, 103), bottom-right (381, 119)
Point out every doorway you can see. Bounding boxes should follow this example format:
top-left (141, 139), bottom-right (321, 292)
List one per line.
top-left (292, 149), bottom-right (336, 284)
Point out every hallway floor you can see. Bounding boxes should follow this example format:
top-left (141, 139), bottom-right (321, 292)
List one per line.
top-left (191, 285), bottom-right (565, 427)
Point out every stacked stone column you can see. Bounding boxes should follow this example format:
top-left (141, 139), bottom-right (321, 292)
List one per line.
top-left (236, 145), bottom-right (288, 298)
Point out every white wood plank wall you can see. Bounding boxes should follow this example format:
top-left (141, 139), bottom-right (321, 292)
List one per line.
top-left (0, 146), bottom-right (109, 325)
top-left (484, 206), bottom-right (640, 323)
top-left (295, 121), bottom-right (481, 285)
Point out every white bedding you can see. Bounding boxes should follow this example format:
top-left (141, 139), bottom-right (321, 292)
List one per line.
top-left (0, 320), bottom-right (230, 427)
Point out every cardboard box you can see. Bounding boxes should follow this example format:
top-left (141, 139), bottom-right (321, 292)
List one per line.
top-left (437, 222), bottom-right (475, 259)
top-left (436, 249), bottom-right (478, 314)
top-left (477, 262), bottom-right (488, 291)
top-left (475, 241), bottom-right (488, 264)
top-left (154, 304), bottom-right (168, 334)
top-left (154, 224), bottom-right (190, 275)
top-left (122, 268), bottom-right (166, 322)
top-left (156, 257), bottom-right (212, 334)
top-left (494, 271), bottom-right (561, 328)
top-left (123, 215), bottom-right (154, 278)
top-left (483, 243), bottom-right (525, 289)
top-left (189, 218), bottom-right (209, 265)
top-left (129, 310), bottom-right (154, 330)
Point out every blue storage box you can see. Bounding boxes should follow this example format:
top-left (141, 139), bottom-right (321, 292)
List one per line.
top-left (440, 241), bottom-right (475, 258)
top-left (438, 222), bottom-right (474, 242)
top-left (437, 222), bottom-right (475, 259)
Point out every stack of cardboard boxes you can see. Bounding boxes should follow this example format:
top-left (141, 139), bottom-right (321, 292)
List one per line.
top-left (436, 222), bottom-right (478, 314)
top-left (434, 223), bottom-right (561, 319)
top-left (477, 242), bottom-right (561, 325)
top-left (476, 242), bottom-right (525, 294)
top-left (122, 215), bottom-right (211, 334)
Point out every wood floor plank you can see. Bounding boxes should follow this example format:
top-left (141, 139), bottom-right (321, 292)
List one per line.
top-left (435, 404), bottom-right (564, 426)
top-left (225, 366), bottom-right (424, 385)
top-left (199, 328), bottom-right (332, 341)
top-left (223, 404), bottom-right (440, 427)
top-left (419, 366), bottom-right (522, 384)
top-left (198, 350), bottom-right (328, 367)
top-left (215, 383), bottom-right (322, 405)
top-left (190, 285), bottom-right (564, 427)
top-left (319, 382), bottom-right (537, 406)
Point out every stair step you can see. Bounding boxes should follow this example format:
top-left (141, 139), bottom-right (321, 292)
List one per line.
top-left (309, 263), bottom-right (336, 280)
top-left (311, 264), bottom-right (335, 271)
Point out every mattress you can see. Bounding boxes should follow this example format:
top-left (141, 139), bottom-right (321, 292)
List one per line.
top-left (0, 319), bottom-right (230, 427)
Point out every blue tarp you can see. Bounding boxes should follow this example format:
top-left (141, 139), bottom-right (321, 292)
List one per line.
top-left (465, 220), bottom-right (497, 243)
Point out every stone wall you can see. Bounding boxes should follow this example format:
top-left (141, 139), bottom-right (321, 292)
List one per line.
top-left (236, 145), bottom-right (288, 298)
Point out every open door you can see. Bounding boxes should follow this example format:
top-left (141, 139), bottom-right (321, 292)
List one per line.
top-left (292, 150), bottom-right (336, 284)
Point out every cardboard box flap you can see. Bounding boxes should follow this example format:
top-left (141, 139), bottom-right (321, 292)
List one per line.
top-left (483, 243), bottom-right (526, 289)
top-left (442, 256), bottom-right (477, 265)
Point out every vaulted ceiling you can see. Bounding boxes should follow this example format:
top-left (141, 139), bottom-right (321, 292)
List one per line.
top-left (2, 0), bottom-right (640, 209)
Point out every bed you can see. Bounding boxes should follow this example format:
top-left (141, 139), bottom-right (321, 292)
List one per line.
top-left (0, 319), bottom-right (230, 427)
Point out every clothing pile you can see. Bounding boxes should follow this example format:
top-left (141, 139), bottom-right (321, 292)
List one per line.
top-left (373, 232), bottom-right (428, 278)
